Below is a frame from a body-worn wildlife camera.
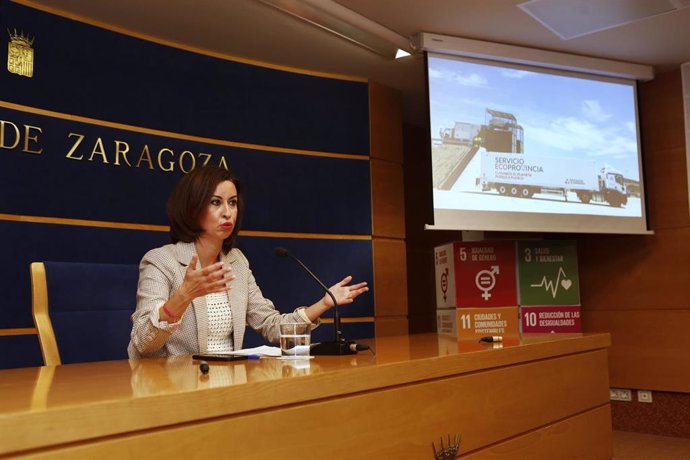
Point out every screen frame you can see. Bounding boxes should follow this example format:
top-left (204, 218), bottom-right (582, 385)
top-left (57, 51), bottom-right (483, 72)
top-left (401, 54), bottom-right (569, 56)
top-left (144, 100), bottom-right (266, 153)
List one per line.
top-left (424, 51), bottom-right (651, 235)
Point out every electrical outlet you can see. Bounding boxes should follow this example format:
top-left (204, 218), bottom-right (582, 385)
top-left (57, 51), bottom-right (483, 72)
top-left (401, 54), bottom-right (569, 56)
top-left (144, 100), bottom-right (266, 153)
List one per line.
top-left (619, 389), bottom-right (632, 401)
top-left (610, 388), bottom-right (632, 401)
top-left (638, 390), bottom-right (653, 403)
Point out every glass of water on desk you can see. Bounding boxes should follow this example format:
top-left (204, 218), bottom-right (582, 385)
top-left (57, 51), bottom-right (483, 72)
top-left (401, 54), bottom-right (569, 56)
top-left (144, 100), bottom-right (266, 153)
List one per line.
top-left (279, 323), bottom-right (311, 359)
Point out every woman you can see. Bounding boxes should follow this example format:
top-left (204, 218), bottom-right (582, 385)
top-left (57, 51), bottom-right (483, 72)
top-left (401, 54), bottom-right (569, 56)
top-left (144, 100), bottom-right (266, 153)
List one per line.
top-left (128, 166), bottom-right (368, 358)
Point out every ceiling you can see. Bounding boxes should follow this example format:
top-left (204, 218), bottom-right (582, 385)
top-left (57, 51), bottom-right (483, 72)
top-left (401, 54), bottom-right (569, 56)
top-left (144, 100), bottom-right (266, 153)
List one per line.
top-left (25, 0), bottom-right (690, 126)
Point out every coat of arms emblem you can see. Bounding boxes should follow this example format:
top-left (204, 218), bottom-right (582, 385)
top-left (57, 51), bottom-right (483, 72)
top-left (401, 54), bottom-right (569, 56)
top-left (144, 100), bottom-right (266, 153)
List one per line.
top-left (7, 29), bottom-right (34, 77)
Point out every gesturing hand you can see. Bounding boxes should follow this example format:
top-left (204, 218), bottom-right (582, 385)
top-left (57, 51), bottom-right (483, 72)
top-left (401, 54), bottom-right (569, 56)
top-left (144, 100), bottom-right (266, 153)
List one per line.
top-left (323, 275), bottom-right (369, 308)
top-left (179, 254), bottom-right (235, 302)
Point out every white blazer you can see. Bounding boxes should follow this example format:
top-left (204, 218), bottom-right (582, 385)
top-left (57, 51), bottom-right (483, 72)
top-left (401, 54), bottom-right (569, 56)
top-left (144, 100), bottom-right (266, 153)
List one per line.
top-left (128, 241), bottom-right (312, 358)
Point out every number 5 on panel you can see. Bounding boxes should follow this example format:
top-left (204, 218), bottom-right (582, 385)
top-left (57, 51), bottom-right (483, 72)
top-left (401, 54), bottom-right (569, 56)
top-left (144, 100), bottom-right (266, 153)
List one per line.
top-left (459, 247), bottom-right (467, 261)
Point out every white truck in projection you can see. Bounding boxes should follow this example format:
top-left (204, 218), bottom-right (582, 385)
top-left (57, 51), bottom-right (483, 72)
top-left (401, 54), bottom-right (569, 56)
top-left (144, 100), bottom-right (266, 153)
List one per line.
top-left (479, 152), bottom-right (628, 207)
top-left (440, 122), bottom-right (480, 146)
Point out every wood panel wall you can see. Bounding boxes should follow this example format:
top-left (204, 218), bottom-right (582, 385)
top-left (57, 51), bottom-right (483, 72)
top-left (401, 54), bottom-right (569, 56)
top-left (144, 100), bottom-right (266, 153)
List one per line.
top-left (369, 82), bottom-right (408, 336)
top-left (403, 123), bottom-right (463, 333)
top-left (580, 69), bottom-right (690, 394)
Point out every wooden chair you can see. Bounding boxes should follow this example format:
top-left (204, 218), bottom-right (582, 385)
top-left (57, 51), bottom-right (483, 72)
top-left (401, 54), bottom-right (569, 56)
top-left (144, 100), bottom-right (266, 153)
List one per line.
top-left (30, 261), bottom-right (139, 365)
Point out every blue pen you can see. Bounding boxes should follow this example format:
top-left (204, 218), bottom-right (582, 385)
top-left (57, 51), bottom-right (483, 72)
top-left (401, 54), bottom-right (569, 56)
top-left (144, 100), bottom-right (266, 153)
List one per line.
top-left (192, 353), bottom-right (260, 362)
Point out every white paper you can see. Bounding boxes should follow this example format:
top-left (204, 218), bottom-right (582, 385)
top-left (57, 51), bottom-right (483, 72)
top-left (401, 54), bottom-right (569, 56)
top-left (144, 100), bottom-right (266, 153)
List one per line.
top-left (233, 345), bottom-right (282, 357)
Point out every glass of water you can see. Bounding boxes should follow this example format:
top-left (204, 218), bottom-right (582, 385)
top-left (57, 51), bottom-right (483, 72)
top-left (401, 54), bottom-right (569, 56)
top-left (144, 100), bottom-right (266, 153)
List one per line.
top-left (279, 323), bottom-right (311, 359)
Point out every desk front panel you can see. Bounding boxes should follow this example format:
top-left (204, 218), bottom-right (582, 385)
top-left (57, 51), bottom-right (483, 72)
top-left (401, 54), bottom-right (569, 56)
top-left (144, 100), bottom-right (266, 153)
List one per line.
top-left (0, 333), bottom-right (612, 458)
top-left (14, 348), bottom-right (610, 459)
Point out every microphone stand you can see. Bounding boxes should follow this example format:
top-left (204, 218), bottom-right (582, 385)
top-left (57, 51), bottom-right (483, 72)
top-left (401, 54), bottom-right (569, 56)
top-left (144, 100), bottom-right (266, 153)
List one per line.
top-left (276, 248), bottom-right (357, 355)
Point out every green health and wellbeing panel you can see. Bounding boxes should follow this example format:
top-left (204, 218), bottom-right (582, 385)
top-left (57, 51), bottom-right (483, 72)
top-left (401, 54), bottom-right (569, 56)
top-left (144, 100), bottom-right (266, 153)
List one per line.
top-left (517, 240), bottom-right (580, 306)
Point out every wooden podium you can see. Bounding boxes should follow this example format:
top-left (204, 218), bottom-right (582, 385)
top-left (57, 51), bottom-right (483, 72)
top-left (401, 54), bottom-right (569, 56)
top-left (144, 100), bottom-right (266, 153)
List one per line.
top-left (0, 333), bottom-right (612, 458)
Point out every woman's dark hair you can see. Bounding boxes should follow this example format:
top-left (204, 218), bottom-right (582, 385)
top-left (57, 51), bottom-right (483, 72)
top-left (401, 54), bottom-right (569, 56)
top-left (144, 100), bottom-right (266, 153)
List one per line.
top-left (167, 166), bottom-right (243, 254)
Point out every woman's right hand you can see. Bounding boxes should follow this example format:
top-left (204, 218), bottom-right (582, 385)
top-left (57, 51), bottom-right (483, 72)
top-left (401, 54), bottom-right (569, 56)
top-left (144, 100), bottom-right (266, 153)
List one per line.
top-left (178, 254), bottom-right (234, 302)
top-left (159, 255), bottom-right (235, 323)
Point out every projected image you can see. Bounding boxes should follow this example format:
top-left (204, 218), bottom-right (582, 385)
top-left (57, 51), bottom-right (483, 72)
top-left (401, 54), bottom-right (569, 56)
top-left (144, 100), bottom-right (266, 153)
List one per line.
top-left (428, 54), bottom-right (644, 223)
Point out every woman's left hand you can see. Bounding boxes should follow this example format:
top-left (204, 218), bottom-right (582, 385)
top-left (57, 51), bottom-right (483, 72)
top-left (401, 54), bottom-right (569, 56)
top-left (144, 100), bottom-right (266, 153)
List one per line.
top-left (323, 276), bottom-right (369, 308)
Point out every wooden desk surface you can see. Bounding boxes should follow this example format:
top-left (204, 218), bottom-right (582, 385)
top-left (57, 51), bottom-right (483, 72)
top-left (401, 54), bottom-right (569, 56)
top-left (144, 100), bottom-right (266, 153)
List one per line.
top-left (0, 333), bottom-right (611, 458)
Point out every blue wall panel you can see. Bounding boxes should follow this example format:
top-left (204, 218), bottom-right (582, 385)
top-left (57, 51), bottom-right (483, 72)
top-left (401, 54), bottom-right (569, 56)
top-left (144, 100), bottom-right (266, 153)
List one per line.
top-left (0, 3), bottom-right (374, 369)
top-left (230, 154), bottom-right (371, 235)
top-left (1, 220), bottom-right (169, 328)
top-left (3, 223), bottom-right (377, 329)
top-left (236, 236), bottom-right (374, 318)
top-left (0, 335), bottom-right (43, 368)
top-left (0, 2), bottom-right (369, 155)
top-left (0, 106), bottom-right (372, 234)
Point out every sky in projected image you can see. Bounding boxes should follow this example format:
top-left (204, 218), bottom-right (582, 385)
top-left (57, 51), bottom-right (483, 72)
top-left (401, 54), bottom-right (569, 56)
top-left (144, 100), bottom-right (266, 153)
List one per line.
top-left (428, 55), bottom-right (641, 181)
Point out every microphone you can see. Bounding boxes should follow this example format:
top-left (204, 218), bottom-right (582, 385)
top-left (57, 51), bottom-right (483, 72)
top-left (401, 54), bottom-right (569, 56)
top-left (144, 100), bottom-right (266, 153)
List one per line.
top-left (274, 246), bottom-right (362, 355)
top-left (350, 343), bottom-right (370, 352)
top-left (479, 336), bottom-right (503, 343)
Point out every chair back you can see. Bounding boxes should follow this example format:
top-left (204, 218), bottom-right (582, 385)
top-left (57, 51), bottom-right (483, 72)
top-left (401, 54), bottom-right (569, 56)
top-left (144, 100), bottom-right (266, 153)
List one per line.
top-left (31, 261), bottom-right (139, 365)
